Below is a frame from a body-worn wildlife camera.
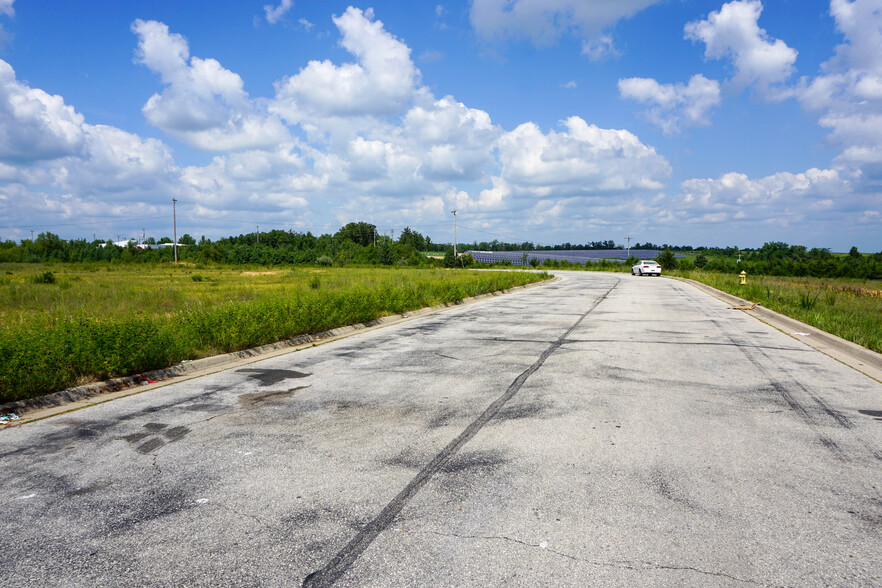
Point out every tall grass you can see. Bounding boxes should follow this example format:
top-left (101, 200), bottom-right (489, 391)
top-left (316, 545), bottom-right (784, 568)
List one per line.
top-left (0, 264), bottom-right (549, 403)
top-left (674, 270), bottom-right (882, 353)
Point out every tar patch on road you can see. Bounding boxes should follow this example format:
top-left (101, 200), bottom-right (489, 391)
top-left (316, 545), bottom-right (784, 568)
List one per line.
top-left (121, 422), bottom-right (191, 454)
top-left (236, 368), bottom-right (311, 386)
top-left (238, 386), bottom-right (308, 406)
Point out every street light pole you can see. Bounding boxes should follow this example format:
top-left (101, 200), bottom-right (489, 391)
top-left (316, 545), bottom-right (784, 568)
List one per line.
top-left (625, 236), bottom-right (632, 258)
top-left (451, 209), bottom-right (457, 258)
top-left (172, 198), bottom-right (178, 263)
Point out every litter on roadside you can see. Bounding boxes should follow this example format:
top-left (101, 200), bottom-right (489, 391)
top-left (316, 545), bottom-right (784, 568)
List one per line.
top-left (791, 332), bottom-right (811, 336)
top-left (0, 413), bottom-right (20, 425)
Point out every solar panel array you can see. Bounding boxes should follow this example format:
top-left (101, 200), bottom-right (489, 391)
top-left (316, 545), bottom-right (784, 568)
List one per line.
top-left (465, 249), bottom-right (665, 266)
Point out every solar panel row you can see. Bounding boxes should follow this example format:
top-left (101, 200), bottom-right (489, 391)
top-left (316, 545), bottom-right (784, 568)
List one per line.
top-left (465, 250), bottom-right (660, 266)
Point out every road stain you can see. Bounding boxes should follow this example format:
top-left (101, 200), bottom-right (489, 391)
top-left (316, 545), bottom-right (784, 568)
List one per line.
top-left (236, 368), bottom-right (311, 386)
top-left (238, 386), bottom-right (307, 406)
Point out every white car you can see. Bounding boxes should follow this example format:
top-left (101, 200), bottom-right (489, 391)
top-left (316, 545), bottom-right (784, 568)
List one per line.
top-left (632, 260), bottom-right (661, 276)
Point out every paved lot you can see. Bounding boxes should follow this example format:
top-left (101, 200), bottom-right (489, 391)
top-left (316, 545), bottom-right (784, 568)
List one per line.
top-left (2, 271), bottom-right (881, 587)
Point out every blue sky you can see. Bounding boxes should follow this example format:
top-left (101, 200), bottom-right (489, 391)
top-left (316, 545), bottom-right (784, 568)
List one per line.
top-left (1, 0), bottom-right (880, 251)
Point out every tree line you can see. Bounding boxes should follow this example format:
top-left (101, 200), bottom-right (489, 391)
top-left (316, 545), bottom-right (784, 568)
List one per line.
top-left (1, 225), bottom-right (879, 279)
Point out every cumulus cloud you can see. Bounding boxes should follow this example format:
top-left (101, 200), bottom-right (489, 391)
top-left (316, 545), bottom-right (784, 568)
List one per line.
top-left (0, 59), bottom-right (183, 239)
top-left (795, 0), bottom-right (882, 168)
top-left (0, 59), bottom-right (85, 163)
top-left (470, 0), bottom-right (663, 45)
top-left (271, 7), bottom-right (421, 126)
top-left (264, 0), bottom-right (292, 24)
top-left (619, 74), bottom-right (721, 133)
top-left (581, 34), bottom-right (619, 61)
top-left (685, 0), bottom-right (797, 96)
top-left (132, 19), bottom-right (290, 151)
top-left (670, 166), bottom-right (882, 244)
top-left (496, 116), bottom-right (671, 197)
top-left (0, 0), bottom-right (13, 17)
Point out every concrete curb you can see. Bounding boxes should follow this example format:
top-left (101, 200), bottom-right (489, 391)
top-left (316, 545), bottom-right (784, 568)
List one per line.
top-left (672, 276), bottom-right (882, 383)
top-left (1, 276), bottom-right (558, 424)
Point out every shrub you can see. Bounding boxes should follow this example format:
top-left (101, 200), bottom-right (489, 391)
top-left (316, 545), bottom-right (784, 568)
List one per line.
top-left (316, 255), bottom-right (333, 266)
top-left (33, 271), bottom-right (56, 284)
top-left (191, 274), bottom-right (204, 282)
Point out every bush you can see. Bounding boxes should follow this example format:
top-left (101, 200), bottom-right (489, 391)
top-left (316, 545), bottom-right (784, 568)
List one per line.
top-left (33, 270), bottom-right (56, 284)
top-left (443, 248), bottom-right (457, 268)
top-left (316, 255), bottom-right (333, 266)
top-left (657, 248), bottom-right (678, 270)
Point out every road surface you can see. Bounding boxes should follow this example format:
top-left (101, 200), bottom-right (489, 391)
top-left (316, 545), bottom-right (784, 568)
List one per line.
top-left (2, 271), bottom-right (881, 587)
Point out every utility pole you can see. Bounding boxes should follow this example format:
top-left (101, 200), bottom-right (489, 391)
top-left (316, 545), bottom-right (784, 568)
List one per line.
top-left (141, 228), bottom-right (145, 244)
top-left (172, 198), bottom-right (178, 263)
top-left (451, 209), bottom-right (457, 258)
top-left (30, 230), bottom-right (34, 241)
top-left (390, 228), bottom-right (394, 242)
top-left (625, 236), bottom-right (632, 258)
top-left (257, 226), bottom-right (260, 245)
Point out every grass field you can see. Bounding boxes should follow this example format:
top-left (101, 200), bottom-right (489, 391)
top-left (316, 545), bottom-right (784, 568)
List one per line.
top-left (0, 263), bottom-right (549, 404)
top-left (674, 270), bottom-right (882, 354)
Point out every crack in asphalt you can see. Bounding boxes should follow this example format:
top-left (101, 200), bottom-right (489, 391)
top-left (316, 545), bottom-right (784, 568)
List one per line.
top-left (422, 530), bottom-right (769, 586)
top-left (301, 279), bottom-right (620, 587)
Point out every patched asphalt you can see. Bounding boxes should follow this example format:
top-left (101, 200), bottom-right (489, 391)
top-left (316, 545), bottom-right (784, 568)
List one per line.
top-left (2, 271), bottom-right (881, 587)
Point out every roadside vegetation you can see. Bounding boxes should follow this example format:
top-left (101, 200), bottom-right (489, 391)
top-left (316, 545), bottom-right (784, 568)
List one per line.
top-left (0, 264), bottom-right (548, 404)
top-left (668, 270), bottom-right (882, 354)
top-left (2, 221), bottom-right (879, 403)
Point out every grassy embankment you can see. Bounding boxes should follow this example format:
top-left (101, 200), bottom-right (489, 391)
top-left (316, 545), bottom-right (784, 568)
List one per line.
top-left (0, 263), bottom-right (549, 404)
top-left (673, 270), bottom-right (882, 353)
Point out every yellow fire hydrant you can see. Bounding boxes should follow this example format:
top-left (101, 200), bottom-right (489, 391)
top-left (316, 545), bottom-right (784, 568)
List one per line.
top-left (739, 270), bottom-right (747, 285)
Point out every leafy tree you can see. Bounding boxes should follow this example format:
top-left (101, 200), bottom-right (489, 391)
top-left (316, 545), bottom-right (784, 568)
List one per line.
top-left (657, 248), bottom-right (677, 270)
top-left (460, 253), bottom-right (475, 268)
top-left (443, 248), bottom-right (457, 268)
top-left (179, 234), bottom-right (196, 246)
top-left (694, 254), bottom-right (708, 268)
top-left (335, 221), bottom-right (376, 247)
top-left (398, 226), bottom-right (426, 251)
top-left (849, 246), bottom-right (860, 259)
top-left (377, 240), bottom-right (394, 265)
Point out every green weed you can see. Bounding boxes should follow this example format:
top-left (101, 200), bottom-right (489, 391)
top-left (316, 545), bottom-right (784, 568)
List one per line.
top-left (0, 264), bottom-right (549, 403)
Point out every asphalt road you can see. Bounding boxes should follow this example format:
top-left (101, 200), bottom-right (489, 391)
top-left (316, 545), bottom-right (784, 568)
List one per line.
top-left (2, 271), bottom-right (881, 587)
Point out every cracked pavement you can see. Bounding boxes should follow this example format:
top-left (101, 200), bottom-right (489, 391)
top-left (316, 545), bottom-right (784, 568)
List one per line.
top-left (1, 271), bottom-right (881, 587)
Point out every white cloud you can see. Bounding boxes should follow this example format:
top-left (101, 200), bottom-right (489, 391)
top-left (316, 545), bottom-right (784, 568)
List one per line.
top-left (497, 116), bottom-right (671, 197)
top-left (264, 0), bottom-right (293, 25)
top-left (132, 19), bottom-right (290, 151)
top-left (271, 7), bottom-right (421, 125)
top-left (675, 167), bottom-right (863, 229)
top-left (298, 18), bottom-right (314, 31)
top-left (581, 35), bottom-right (619, 61)
top-left (0, 0), bottom-right (13, 17)
top-left (795, 0), bottom-right (882, 168)
top-left (0, 59), bottom-right (85, 163)
top-left (685, 0), bottom-right (797, 95)
top-left (402, 96), bottom-right (499, 182)
top-left (470, 0), bottom-right (664, 45)
top-left (618, 74), bottom-right (721, 133)
top-left (0, 58), bottom-right (183, 241)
